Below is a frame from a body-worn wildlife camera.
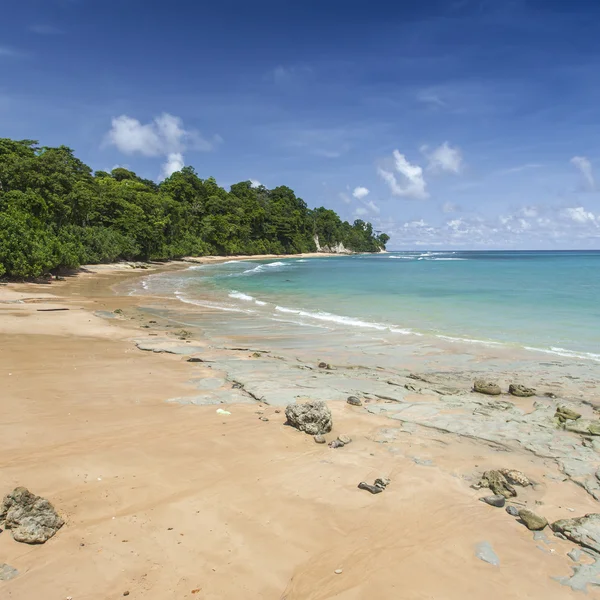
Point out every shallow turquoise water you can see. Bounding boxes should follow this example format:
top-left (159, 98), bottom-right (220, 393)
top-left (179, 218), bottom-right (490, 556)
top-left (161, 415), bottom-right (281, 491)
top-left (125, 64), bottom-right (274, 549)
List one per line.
top-left (143, 251), bottom-right (600, 361)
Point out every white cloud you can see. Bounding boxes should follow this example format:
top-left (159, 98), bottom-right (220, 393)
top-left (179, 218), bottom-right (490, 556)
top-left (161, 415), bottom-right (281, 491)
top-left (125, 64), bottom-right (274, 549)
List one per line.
top-left (352, 186), bottom-right (369, 199)
top-left (519, 206), bottom-right (538, 218)
top-left (339, 192), bottom-right (352, 204)
top-left (378, 150), bottom-right (428, 199)
top-left (160, 153), bottom-right (184, 180)
top-left (354, 207), bottom-right (368, 216)
top-left (564, 206), bottom-right (598, 225)
top-left (250, 180), bottom-right (262, 188)
top-left (422, 142), bottom-right (463, 174)
top-left (106, 112), bottom-right (218, 180)
top-left (571, 156), bottom-right (595, 190)
top-left (365, 200), bottom-right (380, 214)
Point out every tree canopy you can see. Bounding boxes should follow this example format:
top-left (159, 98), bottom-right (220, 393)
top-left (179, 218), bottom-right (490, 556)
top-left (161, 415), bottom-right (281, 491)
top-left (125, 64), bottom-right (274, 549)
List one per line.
top-left (0, 138), bottom-right (389, 278)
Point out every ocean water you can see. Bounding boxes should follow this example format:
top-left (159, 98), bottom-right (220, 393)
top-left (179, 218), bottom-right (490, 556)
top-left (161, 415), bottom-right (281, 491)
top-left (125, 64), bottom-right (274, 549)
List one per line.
top-left (134, 251), bottom-right (600, 363)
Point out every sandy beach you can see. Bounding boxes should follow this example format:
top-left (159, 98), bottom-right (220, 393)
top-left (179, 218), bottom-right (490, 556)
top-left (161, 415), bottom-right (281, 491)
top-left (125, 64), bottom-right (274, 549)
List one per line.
top-left (1, 260), bottom-right (599, 599)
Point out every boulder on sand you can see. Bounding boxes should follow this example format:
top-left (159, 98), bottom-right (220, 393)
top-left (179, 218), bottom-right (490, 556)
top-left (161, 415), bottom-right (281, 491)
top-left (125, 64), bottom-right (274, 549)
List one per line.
top-left (499, 468), bottom-right (531, 487)
top-left (0, 487), bottom-right (64, 544)
top-left (478, 470), bottom-right (517, 498)
top-left (508, 384), bottom-right (536, 397)
top-left (285, 401), bottom-right (333, 435)
top-left (518, 509), bottom-right (548, 531)
top-left (473, 380), bottom-right (502, 396)
top-left (556, 406), bottom-right (582, 422)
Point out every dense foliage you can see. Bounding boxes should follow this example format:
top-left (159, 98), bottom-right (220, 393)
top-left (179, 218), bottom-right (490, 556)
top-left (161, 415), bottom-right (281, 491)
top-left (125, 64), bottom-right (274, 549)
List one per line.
top-left (0, 139), bottom-right (389, 278)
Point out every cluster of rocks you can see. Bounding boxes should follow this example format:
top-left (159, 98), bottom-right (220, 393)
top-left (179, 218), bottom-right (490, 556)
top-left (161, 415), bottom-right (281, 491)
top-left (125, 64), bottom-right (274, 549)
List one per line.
top-left (285, 401), bottom-right (332, 436)
top-left (473, 380), bottom-right (536, 397)
top-left (358, 478), bottom-right (391, 495)
top-left (0, 487), bottom-right (64, 544)
top-left (555, 405), bottom-right (600, 436)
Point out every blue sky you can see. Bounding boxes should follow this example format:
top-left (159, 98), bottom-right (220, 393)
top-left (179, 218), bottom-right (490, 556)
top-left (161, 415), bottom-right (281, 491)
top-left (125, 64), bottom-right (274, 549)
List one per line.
top-left (2, 0), bottom-right (600, 249)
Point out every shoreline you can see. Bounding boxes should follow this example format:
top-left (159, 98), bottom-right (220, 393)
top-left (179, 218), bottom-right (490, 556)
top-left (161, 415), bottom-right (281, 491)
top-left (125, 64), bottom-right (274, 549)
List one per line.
top-left (0, 265), bottom-right (598, 598)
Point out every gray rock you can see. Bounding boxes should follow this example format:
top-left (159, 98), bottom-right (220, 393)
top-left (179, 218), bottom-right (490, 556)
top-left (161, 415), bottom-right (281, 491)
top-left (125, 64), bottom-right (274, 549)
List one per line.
top-left (0, 487), bottom-right (64, 544)
top-left (285, 401), bottom-right (332, 435)
top-left (337, 434), bottom-right (352, 445)
top-left (508, 384), bottom-right (536, 397)
top-left (358, 482), bottom-right (383, 494)
top-left (475, 541), bottom-right (500, 566)
top-left (329, 439), bottom-right (345, 448)
top-left (314, 434), bottom-right (327, 444)
top-left (519, 509), bottom-right (548, 531)
top-left (347, 396), bottom-right (362, 407)
top-left (473, 380), bottom-right (502, 396)
top-left (567, 548), bottom-right (582, 562)
top-left (480, 495), bottom-right (506, 508)
top-left (551, 514), bottom-right (600, 553)
top-left (0, 564), bottom-right (19, 581)
top-left (506, 505), bottom-right (519, 517)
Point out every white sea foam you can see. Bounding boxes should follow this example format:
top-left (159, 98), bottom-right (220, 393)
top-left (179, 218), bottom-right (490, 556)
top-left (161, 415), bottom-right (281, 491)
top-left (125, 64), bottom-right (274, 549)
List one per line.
top-left (524, 346), bottom-right (600, 363)
top-left (229, 291), bottom-right (255, 301)
top-left (228, 291), bottom-right (268, 306)
top-left (242, 261), bottom-right (288, 275)
top-left (428, 258), bottom-right (467, 261)
top-left (175, 292), bottom-right (255, 314)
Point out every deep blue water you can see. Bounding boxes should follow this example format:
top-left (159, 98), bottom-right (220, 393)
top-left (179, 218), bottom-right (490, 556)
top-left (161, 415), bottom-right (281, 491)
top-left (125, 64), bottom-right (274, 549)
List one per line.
top-left (143, 250), bottom-right (600, 361)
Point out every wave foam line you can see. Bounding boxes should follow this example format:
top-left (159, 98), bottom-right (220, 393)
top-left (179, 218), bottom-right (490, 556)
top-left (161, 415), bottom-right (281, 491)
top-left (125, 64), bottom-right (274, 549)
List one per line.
top-left (175, 292), bottom-right (256, 314)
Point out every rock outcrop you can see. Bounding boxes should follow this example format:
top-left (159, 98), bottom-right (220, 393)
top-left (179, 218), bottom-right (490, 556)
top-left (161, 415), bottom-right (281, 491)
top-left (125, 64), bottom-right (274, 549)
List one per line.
top-left (508, 384), bottom-right (536, 397)
top-left (551, 514), bottom-right (600, 553)
top-left (0, 487), bottom-right (64, 544)
top-left (285, 401), bottom-right (333, 435)
top-left (499, 468), bottom-right (530, 487)
top-left (556, 406), bottom-right (582, 422)
top-left (473, 380), bottom-right (502, 396)
top-left (477, 470), bottom-right (517, 498)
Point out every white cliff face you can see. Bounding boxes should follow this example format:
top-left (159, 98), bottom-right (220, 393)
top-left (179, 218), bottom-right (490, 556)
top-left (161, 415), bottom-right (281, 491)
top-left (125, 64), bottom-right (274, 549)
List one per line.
top-left (313, 236), bottom-right (352, 254)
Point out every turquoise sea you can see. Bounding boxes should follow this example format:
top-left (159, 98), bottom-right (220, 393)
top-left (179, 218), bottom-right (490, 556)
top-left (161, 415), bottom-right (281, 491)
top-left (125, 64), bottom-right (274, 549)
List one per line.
top-left (137, 251), bottom-right (600, 363)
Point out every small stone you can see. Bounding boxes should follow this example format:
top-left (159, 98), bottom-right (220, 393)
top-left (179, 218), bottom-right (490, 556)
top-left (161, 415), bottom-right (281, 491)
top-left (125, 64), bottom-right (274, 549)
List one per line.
top-left (519, 509), bottom-right (548, 531)
top-left (506, 505), bottom-right (519, 517)
top-left (358, 482), bottom-right (383, 494)
top-left (329, 439), bottom-right (345, 448)
top-left (314, 434), bottom-right (326, 444)
top-left (545, 392), bottom-right (557, 399)
top-left (123, 592), bottom-right (130, 597)
top-left (275, 409), bottom-right (281, 414)
top-left (318, 362), bottom-right (331, 369)
top-left (334, 569), bottom-right (343, 574)
top-left (337, 434), bottom-right (352, 445)
top-left (187, 357), bottom-right (204, 363)
top-left (347, 396), bottom-right (362, 406)
top-left (473, 379), bottom-right (502, 396)
top-left (260, 417), bottom-right (269, 422)
top-left (508, 384), bottom-right (536, 397)
top-left (374, 478), bottom-right (391, 489)
top-left (588, 423), bottom-right (600, 436)
top-left (480, 495), bottom-right (506, 508)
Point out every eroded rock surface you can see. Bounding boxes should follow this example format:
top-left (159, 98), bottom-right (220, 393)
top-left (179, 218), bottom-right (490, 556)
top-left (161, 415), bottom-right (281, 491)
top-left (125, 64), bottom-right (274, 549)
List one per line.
top-left (285, 401), bottom-right (333, 435)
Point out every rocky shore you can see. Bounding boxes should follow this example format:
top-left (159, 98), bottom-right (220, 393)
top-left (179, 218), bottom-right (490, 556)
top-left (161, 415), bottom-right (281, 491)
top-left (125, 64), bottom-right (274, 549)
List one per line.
top-left (1, 263), bottom-right (599, 598)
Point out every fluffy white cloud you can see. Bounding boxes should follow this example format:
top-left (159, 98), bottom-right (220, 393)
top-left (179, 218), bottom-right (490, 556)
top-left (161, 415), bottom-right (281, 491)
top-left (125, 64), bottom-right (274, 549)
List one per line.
top-left (250, 180), bottom-right (262, 188)
top-left (564, 206), bottom-right (598, 224)
top-left (378, 150), bottom-right (428, 199)
top-left (160, 153), bottom-right (184, 179)
top-left (106, 113), bottom-right (218, 180)
top-left (571, 156), bottom-right (595, 190)
top-left (422, 142), bottom-right (463, 174)
top-left (352, 186), bottom-right (369, 199)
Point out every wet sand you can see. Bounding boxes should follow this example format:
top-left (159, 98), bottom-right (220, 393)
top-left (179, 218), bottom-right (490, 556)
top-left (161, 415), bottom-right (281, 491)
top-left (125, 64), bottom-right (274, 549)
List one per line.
top-left (0, 263), bottom-right (598, 599)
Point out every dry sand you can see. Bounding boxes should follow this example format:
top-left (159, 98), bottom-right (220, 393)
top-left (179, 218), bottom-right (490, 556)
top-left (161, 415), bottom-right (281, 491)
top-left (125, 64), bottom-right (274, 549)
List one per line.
top-left (0, 263), bottom-right (595, 599)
